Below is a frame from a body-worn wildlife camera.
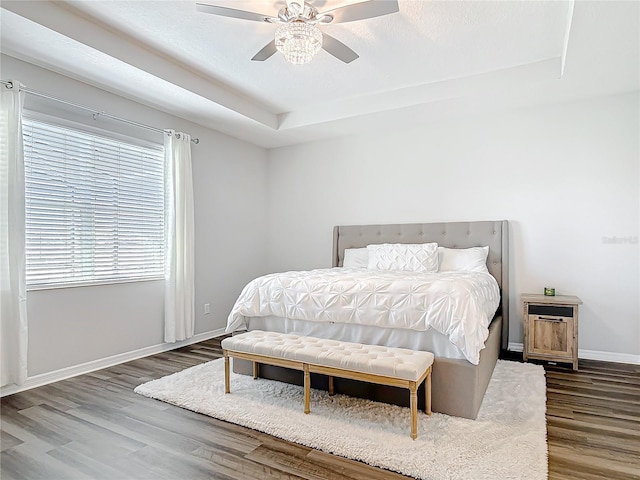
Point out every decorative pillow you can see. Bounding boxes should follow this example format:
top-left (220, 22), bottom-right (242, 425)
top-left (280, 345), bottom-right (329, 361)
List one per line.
top-left (367, 243), bottom-right (438, 273)
top-left (438, 246), bottom-right (490, 273)
top-left (343, 248), bottom-right (369, 269)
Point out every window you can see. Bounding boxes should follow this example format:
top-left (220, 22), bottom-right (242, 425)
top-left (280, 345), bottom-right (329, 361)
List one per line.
top-left (23, 117), bottom-right (165, 288)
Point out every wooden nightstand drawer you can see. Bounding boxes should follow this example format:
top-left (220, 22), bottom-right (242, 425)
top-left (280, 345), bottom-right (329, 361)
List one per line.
top-left (528, 314), bottom-right (574, 358)
top-left (522, 294), bottom-right (582, 371)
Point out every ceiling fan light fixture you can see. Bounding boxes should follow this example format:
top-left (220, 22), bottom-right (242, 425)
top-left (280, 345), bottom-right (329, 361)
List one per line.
top-left (275, 22), bottom-right (323, 65)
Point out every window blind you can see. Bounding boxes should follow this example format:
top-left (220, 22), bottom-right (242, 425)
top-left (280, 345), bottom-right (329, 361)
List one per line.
top-left (23, 117), bottom-right (165, 288)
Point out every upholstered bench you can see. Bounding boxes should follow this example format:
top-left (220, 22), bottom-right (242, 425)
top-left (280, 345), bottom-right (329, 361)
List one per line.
top-left (221, 330), bottom-right (434, 439)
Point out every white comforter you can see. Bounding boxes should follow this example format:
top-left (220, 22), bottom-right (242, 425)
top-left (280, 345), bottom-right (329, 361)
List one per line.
top-left (226, 268), bottom-right (500, 365)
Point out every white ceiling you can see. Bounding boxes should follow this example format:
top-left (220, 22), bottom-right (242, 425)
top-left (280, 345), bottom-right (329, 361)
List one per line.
top-left (1, 1), bottom-right (638, 148)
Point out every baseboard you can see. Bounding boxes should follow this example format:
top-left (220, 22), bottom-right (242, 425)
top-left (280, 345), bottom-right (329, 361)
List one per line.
top-left (6, 335), bottom-right (636, 397)
top-left (508, 342), bottom-right (640, 365)
top-left (1, 328), bottom-right (227, 397)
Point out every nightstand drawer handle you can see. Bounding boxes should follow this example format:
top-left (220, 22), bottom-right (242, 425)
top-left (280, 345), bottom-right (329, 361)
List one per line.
top-left (539, 316), bottom-right (564, 323)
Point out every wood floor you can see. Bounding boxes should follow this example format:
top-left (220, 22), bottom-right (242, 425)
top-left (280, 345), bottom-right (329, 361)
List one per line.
top-left (1, 338), bottom-right (639, 480)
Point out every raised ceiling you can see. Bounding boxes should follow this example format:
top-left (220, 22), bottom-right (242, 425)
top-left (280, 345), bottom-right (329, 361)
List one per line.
top-left (1, 1), bottom-right (638, 148)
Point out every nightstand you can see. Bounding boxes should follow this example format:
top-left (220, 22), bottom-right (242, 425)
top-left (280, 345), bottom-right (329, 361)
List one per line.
top-left (522, 293), bottom-right (582, 370)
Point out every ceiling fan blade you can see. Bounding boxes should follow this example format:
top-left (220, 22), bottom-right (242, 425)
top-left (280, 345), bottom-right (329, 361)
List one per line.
top-left (251, 40), bottom-right (277, 61)
top-left (322, 33), bottom-right (359, 63)
top-left (196, 3), bottom-right (275, 23)
top-left (321, 0), bottom-right (399, 24)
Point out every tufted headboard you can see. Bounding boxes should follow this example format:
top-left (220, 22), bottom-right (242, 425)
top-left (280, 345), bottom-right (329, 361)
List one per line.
top-left (332, 220), bottom-right (509, 351)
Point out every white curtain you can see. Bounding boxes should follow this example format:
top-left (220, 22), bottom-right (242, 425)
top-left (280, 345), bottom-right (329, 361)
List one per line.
top-left (164, 131), bottom-right (195, 343)
top-left (0, 81), bottom-right (28, 387)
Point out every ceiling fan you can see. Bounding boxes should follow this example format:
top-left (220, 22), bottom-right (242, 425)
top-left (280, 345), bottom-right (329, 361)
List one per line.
top-left (196, 0), bottom-right (400, 65)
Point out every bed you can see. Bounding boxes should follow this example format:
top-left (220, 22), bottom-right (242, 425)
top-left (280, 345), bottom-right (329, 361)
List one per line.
top-left (228, 220), bottom-right (509, 419)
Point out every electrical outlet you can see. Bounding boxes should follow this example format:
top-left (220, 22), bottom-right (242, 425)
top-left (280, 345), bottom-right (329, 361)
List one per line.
top-left (204, 303), bottom-right (210, 314)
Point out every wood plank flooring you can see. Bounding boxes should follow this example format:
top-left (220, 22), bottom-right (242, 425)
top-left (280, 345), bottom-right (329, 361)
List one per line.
top-left (1, 339), bottom-right (639, 480)
top-left (545, 359), bottom-right (640, 480)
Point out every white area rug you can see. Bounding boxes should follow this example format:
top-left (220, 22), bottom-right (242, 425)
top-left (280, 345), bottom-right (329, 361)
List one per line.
top-left (135, 359), bottom-right (547, 480)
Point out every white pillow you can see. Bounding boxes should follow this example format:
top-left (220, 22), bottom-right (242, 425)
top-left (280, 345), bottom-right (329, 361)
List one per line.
top-left (343, 248), bottom-right (369, 269)
top-left (438, 246), bottom-right (490, 273)
top-left (367, 243), bottom-right (438, 273)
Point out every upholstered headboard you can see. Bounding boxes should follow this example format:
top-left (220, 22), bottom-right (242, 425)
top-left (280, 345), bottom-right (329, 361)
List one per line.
top-left (332, 220), bottom-right (509, 351)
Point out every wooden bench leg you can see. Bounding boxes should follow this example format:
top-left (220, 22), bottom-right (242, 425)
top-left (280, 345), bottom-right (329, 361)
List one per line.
top-left (252, 361), bottom-right (258, 379)
top-left (328, 376), bottom-right (335, 396)
top-left (410, 381), bottom-right (418, 440)
top-left (425, 367), bottom-right (432, 415)
top-left (224, 353), bottom-right (230, 394)
top-left (303, 364), bottom-right (311, 414)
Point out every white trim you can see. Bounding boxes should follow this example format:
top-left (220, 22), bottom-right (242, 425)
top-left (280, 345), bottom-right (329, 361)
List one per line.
top-left (27, 276), bottom-right (164, 292)
top-left (508, 342), bottom-right (524, 353)
top-left (6, 334), bottom-right (636, 397)
top-left (508, 342), bottom-right (640, 365)
top-left (1, 328), bottom-right (227, 397)
top-left (560, 0), bottom-right (575, 78)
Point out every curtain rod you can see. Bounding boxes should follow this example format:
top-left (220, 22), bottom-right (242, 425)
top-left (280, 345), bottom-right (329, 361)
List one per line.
top-left (1, 80), bottom-right (200, 144)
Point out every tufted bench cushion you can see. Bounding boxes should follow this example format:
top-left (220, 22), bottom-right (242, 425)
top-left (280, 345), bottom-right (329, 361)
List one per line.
top-left (222, 330), bottom-right (434, 381)
top-left (221, 330), bottom-right (434, 439)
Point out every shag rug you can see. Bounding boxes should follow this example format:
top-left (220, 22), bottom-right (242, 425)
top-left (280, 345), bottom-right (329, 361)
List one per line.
top-left (135, 359), bottom-right (547, 480)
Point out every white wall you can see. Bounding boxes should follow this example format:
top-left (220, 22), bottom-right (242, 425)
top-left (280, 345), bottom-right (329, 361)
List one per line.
top-left (2, 55), bottom-right (269, 377)
top-left (266, 92), bottom-right (640, 359)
